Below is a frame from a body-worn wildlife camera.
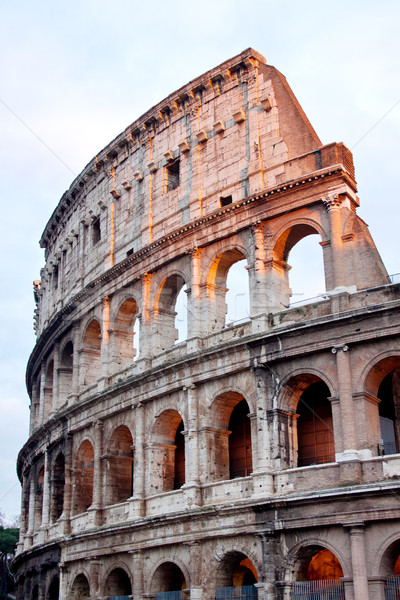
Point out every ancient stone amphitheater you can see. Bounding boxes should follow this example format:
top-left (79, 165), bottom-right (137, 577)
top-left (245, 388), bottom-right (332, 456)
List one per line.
top-left (14, 49), bottom-right (400, 600)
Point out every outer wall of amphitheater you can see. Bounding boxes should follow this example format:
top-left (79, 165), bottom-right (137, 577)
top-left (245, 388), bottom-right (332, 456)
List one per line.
top-left (14, 49), bottom-right (400, 600)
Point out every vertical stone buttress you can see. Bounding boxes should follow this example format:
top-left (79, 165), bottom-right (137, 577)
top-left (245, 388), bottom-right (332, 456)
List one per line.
top-left (348, 524), bottom-right (370, 599)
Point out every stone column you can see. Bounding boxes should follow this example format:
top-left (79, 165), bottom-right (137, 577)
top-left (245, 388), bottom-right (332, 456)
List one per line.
top-left (259, 533), bottom-right (279, 600)
top-left (248, 222), bottom-right (268, 319)
top-left (187, 541), bottom-right (203, 600)
top-left (41, 447), bottom-right (51, 528)
top-left (133, 402), bottom-right (146, 516)
top-left (100, 296), bottom-right (111, 383)
top-left (348, 524), bottom-right (370, 600)
top-left (323, 194), bottom-right (346, 290)
top-left (253, 367), bottom-right (272, 472)
top-left (139, 273), bottom-right (152, 360)
top-left (187, 247), bottom-right (203, 346)
top-left (25, 476), bottom-right (36, 546)
top-left (89, 560), bottom-right (102, 599)
top-left (17, 474), bottom-right (29, 552)
top-left (184, 385), bottom-right (202, 506)
top-left (59, 563), bottom-right (68, 600)
top-left (91, 421), bottom-right (103, 525)
top-left (51, 343), bottom-right (60, 414)
top-left (38, 365), bottom-right (47, 425)
top-left (62, 434), bottom-right (73, 534)
top-left (332, 345), bottom-right (359, 474)
top-left (131, 549), bottom-right (144, 599)
top-left (70, 323), bottom-right (80, 402)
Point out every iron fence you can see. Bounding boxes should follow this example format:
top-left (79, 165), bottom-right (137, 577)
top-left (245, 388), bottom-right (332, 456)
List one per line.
top-left (386, 575), bottom-right (400, 599)
top-left (215, 585), bottom-right (258, 600)
top-left (155, 591), bottom-right (183, 600)
top-left (290, 580), bottom-right (344, 599)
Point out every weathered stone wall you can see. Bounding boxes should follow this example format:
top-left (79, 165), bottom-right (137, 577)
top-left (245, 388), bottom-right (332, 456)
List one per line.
top-left (15, 49), bottom-right (400, 600)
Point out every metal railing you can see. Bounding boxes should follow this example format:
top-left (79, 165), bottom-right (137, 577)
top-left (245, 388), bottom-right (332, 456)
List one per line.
top-left (290, 580), bottom-right (344, 599)
top-left (108, 596), bottom-right (132, 600)
top-left (155, 591), bottom-right (183, 600)
top-left (215, 585), bottom-right (258, 600)
top-left (386, 575), bottom-right (400, 599)
top-left (378, 441), bottom-right (400, 456)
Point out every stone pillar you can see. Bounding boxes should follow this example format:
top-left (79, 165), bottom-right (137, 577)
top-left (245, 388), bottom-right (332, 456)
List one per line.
top-left (70, 323), bottom-right (80, 403)
top-left (184, 385), bottom-right (202, 506)
top-left (51, 343), bottom-right (60, 414)
top-left (348, 524), bottom-right (370, 600)
top-left (41, 447), bottom-right (51, 528)
top-left (332, 345), bottom-right (360, 481)
top-left (26, 476), bottom-right (36, 544)
top-left (38, 365), bottom-right (47, 425)
top-left (30, 382), bottom-right (39, 435)
top-left (139, 273), bottom-right (152, 359)
top-left (133, 402), bottom-right (146, 516)
top-left (91, 421), bottom-right (103, 525)
top-left (59, 563), bottom-right (68, 600)
top-left (100, 296), bottom-right (111, 382)
top-left (259, 533), bottom-right (279, 600)
top-left (248, 222), bottom-right (268, 318)
top-left (131, 549), bottom-right (144, 599)
top-left (89, 560), bottom-right (102, 599)
top-left (61, 435), bottom-right (73, 534)
top-left (187, 247), bottom-right (203, 344)
top-left (17, 474), bottom-right (29, 552)
top-left (323, 194), bottom-right (346, 290)
top-left (38, 568), bottom-right (46, 600)
top-left (187, 541), bottom-right (203, 599)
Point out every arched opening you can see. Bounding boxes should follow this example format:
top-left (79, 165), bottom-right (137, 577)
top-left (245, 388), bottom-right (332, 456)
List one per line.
top-left (378, 372), bottom-right (400, 455)
top-left (82, 320), bottom-right (101, 385)
top-left (296, 381), bottom-right (335, 467)
top-left (206, 249), bottom-right (248, 331)
top-left (51, 452), bottom-right (65, 522)
top-left (31, 584), bottom-right (39, 600)
top-left (31, 376), bottom-right (41, 430)
top-left (270, 224), bottom-right (324, 312)
top-left (73, 440), bottom-right (94, 515)
top-left (150, 410), bottom-right (185, 494)
top-left (364, 357), bottom-right (400, 456)
top-left (229, 399), bottom-right (253, 479)
top-left (34, 466), bottom-right (44, 528)
top-left (154, 274), bottom-right (186, 351)
top-left (113, 298), bottom-right (139, 367)
top-left (59, 341), bottom-right (73, 404)
top-left (44, 360), bottom-right (54, 420)
top-left (69, 573), bottom-right (90, 600)
top-left (291, 546), bottom-right (344, 599)
top-left (106, 425), bottom-right (134, 505)
top-left (175, 284), bottom-right (188, 343)
top-left (381, 540), bottom-right (400, 596)
top-left (104, 567), bottom-right (132, 598)
top-left (225, 260), bottom-right (250, 325)
top-left (215, 552), bottom-right (258, 600)
top-left (288, 234), bottom-right (326, 306)
top-left (209, 392), bottom-right (252, 482)
top-left (153, 562), bottom-right (187, 600)
top-left (47, 575), bottom-right (60, 600)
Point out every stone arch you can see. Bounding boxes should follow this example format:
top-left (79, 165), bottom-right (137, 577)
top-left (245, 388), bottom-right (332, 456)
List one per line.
top-left (105, 424), bottom-right (134, 505)
top-left (31, 373), bottom-right (41, 430)
top-left (72, 439), bottom-right (94, 515)
top-left (43, 359), bottom-right (54, 420)
top-left (51, 451), bottom-right (65, 522)
top-left (267, 219), bottom-right (326, 311)
top-left (149, 409), bottom-right (185, 493)
top-left (203, 246), bottom-right (249, 330)
top-left (375, 534), bottom-right (400, 577)
top-left (153, 272), bottom-right (187, 351)
top-left (34, 464), bottom-right (45, 528)
top-left (209, 391), bottom-right (253, 481)
top-left (59, 339), bottom-right (74, 404)
top-left (284, 539), bottom-right (346, 587)
top-left (81, 318), bottom-right (101, 386)
top-left (151, 560), bottom-right (189, 594)
top-left (362, 354), bottom-right (400, 456)
top-left (214, 550), bottom-right (258, 590)
top-left (112, 296), bottom-right (140, 367)
top-left (278, 372), bottom-right (335, 468)
top-left (103, 565), bottom-right (132, 597)
top-left (69, 572), bottom-right (90, 599)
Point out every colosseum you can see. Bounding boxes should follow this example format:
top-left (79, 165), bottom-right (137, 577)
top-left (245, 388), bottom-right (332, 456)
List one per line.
top-left (14, 48), bottom-right (400, 600)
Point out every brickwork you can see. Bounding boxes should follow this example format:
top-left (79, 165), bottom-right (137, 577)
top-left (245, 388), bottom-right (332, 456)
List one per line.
top-left (14, 49), bottom-right (400, 600)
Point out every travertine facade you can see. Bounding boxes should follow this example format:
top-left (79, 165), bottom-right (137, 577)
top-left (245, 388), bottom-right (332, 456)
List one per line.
top-left (14, 49), bottom-right (400, 600)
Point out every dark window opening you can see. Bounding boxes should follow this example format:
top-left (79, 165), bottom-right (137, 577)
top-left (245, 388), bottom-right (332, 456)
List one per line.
top-left (173, 420), bottom-right (185, 489)
top-left (297, 382), bottom-right (335, 467)
top-left (92, 217), bottom-right (101, 245)
top-left (229, 400), bottom-right (252, 478)
top-left (127, 248), bottom-right (133, 256)
top-left (166, 160), bottom-right (180, 192)
top-left (220, 195), bottom-right (233, 207)
top-left (53, 265), bottom-right (58, 289)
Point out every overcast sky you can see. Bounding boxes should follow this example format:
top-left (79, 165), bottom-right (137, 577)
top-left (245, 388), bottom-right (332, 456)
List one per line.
top-left (0, 0), bottom-right (399, 522)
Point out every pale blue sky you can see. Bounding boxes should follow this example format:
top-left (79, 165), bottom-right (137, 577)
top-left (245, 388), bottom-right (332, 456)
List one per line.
top-left (1, 0), bottom-right (399, 521)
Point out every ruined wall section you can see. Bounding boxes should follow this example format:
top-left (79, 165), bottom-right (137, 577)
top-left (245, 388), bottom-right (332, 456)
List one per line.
top-left (33, 49), bottom-right (327, 338)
